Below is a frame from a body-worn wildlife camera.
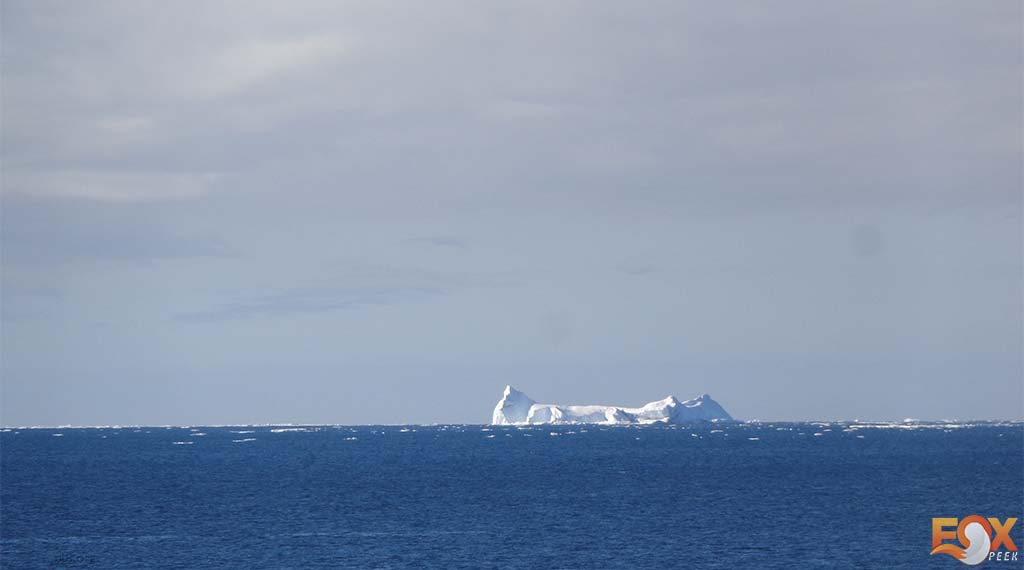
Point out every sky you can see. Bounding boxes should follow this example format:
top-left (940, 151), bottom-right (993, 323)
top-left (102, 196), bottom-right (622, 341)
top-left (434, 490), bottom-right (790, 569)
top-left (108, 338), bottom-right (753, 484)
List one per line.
top-left (1, 1), bottom-right (1021, 425)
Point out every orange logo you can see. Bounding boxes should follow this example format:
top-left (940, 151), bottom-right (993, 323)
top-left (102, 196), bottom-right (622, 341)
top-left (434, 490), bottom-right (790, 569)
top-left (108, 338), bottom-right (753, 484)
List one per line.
top-left (931, 516), bottom-right (1018, 565)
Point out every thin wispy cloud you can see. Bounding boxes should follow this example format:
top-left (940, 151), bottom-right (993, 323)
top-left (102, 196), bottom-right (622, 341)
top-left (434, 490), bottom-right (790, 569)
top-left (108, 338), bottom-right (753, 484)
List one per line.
top-left (175, 285), bottom-right (442, 322)
top-left (5, 170), bottom-right (221, 202)
top-left (615, 260), bottom-right (659, 276)
top-left (175, 265), bottom-right (517, 322)
top-left (403, 236), bottom-right (470, 249)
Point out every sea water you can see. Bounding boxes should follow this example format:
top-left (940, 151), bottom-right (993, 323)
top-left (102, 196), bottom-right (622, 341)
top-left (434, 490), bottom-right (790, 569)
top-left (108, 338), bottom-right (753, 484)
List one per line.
top-left (2, 422), bottom-right (1021, 569)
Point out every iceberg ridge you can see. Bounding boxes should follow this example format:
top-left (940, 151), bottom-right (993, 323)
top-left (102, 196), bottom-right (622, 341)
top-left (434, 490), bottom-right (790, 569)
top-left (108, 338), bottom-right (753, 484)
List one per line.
top-left (491, 386), bottom-right (734, 425)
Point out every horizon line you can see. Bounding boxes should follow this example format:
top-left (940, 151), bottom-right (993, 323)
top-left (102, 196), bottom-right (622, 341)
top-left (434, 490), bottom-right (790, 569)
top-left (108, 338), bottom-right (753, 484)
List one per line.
top-left (4, 419), bottom-right (1023, 430)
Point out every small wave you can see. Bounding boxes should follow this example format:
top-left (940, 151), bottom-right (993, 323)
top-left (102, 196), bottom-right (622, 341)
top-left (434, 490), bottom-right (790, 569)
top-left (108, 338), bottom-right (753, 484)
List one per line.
top-left (172, 441), bottom-right (193, 445)
top-left (232, 438), bottom-right (257, 443)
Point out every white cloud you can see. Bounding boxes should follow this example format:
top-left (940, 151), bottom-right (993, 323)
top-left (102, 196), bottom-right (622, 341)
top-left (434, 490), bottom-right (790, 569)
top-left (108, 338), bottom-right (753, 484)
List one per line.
top-left (186, 34), bottom-right (352, 99)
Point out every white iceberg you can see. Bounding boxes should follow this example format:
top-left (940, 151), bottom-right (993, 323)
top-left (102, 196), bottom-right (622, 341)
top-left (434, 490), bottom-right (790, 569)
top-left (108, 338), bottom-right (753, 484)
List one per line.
top-left (491, 385), bottom-right (734, 425)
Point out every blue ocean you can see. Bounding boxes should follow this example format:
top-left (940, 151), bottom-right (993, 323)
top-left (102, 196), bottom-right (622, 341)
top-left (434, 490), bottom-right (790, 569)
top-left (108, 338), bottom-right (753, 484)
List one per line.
top-left (2, 422), bottom-right (1021, 569)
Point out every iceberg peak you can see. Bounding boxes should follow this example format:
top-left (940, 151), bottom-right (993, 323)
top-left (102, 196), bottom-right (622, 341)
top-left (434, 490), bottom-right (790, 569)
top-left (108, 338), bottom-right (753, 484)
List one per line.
top-left (492, 385), bottom-right (537, 425)
top-left (490, 387), bottom-right (733, 425)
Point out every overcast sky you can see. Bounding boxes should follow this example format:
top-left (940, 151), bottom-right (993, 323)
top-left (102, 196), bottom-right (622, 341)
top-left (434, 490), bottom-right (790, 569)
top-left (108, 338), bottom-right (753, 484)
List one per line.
top-left (2, 1), bottom-right (1021, 425)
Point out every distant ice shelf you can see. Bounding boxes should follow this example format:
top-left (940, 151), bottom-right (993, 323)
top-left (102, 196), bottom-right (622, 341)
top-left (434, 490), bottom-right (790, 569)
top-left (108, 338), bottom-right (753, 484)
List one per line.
top-left (491, 385), bottom-right (734, 425)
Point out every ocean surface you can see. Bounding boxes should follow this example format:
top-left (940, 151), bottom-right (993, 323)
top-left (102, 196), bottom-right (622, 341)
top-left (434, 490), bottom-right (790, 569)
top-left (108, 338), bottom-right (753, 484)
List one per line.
top-left (2, 422), bottom-right (1022, 569)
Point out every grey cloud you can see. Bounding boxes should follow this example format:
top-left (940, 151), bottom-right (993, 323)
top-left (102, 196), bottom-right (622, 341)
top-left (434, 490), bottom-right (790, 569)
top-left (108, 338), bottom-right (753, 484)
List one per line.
top-left (4, 2), bottom-right (1017, 211)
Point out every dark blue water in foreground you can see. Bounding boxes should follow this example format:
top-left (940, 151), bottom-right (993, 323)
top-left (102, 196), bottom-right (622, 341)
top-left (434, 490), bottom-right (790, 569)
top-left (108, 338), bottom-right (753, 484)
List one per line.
top-left (2, 423), bottom-right (1022, 569)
